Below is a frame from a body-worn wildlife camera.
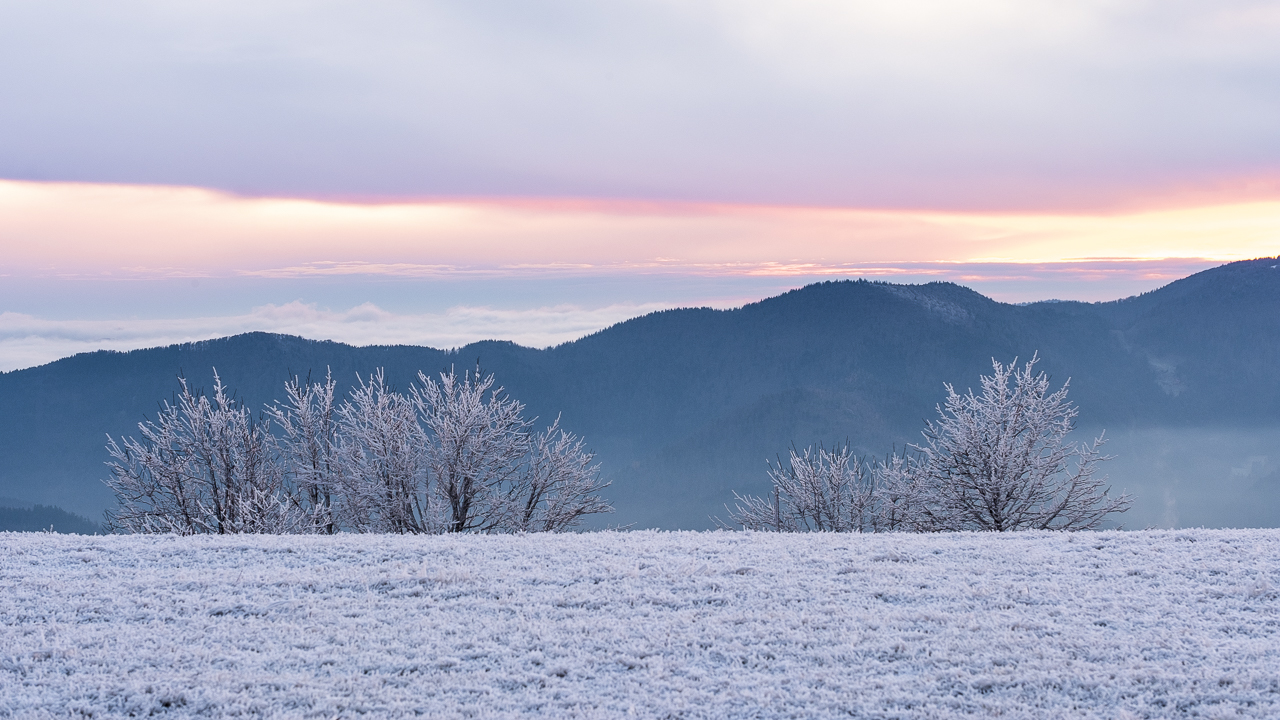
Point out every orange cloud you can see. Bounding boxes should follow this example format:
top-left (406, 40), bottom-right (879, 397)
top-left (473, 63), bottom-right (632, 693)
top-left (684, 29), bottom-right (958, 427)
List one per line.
top-left (2, 180), bottom-right (1276, 278)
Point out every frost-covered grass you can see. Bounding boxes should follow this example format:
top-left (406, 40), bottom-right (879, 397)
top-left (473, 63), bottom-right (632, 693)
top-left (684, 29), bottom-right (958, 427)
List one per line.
top-left (3, 530), bottom-right (1279, 719)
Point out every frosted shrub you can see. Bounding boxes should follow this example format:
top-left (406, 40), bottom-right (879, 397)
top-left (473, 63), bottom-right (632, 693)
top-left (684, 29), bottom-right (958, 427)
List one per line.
top-left (413, 369), bottom-right (530, 533)
top-left (724, 444), bottom-right (875, 532)
top-left (728, 354), bottom-right (1131, 532)
top-left (513, 417), bottom-right (612, 532)
top-left (105, 372), bottom-right (300, 535)
top-left (914, 355), bottom-right (1131, 531)
top-left (336, 370), bottom-right (438, 533)
top-left (412, 369), bottom-right (611, 533)
top-left (106, 366), bottom-right (612, 534)
top-left (267, 371), bottom-right (342, 533)
top-left (723, 446), bottom-right (937, 533)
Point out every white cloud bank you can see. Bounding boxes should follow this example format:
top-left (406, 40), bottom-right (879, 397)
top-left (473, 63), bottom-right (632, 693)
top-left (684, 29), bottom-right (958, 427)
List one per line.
top-left (0, 301), bottom-right (674, 373)
top-left (2, 1), bottom-right (1278, 208)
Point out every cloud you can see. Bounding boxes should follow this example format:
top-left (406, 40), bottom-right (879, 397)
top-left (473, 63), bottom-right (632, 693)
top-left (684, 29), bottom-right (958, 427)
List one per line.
top-left (1, 1), bottom-right (1278, 209)
top-left (1, 180), bottom-right (1274, 281)
top-left (0, 301), bottom-right (675, 373)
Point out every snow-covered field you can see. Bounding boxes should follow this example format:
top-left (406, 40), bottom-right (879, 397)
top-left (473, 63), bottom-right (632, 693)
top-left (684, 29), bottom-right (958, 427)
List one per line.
top-left (3, 530), bottom-right (1279, 719)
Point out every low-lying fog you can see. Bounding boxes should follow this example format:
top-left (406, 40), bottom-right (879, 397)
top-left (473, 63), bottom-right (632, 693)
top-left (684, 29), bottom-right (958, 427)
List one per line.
top-left (1089, 426), bottom-right (1280, 530)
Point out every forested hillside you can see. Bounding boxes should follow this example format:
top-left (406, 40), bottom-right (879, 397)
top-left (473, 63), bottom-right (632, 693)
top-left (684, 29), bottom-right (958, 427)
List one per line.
top-left (2, 257), bottom-right (1277, 529)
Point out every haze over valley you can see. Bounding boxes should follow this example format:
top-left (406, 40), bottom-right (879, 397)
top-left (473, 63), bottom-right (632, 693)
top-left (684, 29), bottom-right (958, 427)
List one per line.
top-left (2, 257), bottom-right (1275, 532)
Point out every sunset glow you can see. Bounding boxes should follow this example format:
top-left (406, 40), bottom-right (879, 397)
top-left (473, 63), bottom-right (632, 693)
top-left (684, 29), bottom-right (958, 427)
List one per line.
top-left (3, 180), bottom-right (1271, 279)
top-left (2, 1), bottom-right (1277, 371)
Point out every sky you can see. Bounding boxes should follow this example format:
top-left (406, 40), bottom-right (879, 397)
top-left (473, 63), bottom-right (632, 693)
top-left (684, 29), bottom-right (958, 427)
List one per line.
top-left (2, 0), bottom-right (1278, 371)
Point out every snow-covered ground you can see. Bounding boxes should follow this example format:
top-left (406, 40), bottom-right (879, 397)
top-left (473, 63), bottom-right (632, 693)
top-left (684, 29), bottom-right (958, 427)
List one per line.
top-left (2, 530), bottom-right (1278, 719)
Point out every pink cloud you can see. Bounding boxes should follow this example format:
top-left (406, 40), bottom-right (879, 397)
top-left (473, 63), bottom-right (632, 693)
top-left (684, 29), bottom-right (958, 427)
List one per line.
top-left (1, 180), bottom-right (1273, 281)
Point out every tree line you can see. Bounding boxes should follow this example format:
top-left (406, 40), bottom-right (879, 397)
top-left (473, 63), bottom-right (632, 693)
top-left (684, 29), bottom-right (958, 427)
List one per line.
top-left (720, 356), bottom-right (1132, 532)
top-left (104, 355), bottom-right (1131, 534)
top-left (104, 367), bottom-right (611, 534)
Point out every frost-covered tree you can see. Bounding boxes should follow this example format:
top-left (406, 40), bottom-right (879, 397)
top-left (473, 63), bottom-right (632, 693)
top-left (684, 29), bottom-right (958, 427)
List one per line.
top-left (868, 451), bottom-right (939, 533)
top-left (411, 368), bottom-right (613, 533)
top-left (725, 355), bottom-right (1130, 533)
top-left (105, 371), bottom-right (298, 535)
top-left (107, 366), bottom-right (611, 534)
top-left (335, 370), bottom-right (438, 534)
top-left (508, 417), bottom-right (612, 532)
top-left (914, 355), bottom-right (1131, 531)
top-left (413, 368), bottom-right (532, 533)
top-left (266, 370), bottom-right (341, 534)
top-left (723, 444), bottom-right (876, 532)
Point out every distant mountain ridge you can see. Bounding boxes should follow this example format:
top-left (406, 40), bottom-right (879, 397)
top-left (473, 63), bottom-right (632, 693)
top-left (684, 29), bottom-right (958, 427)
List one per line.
top-left (2, 257), bottom-right (1277, 529)
top-left (0, 503), bottom-right (100, 534)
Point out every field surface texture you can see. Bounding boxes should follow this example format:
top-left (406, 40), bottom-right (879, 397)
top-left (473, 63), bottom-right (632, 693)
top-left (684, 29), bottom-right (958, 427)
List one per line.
top-left (2, 530), bottom-right (1279, 719)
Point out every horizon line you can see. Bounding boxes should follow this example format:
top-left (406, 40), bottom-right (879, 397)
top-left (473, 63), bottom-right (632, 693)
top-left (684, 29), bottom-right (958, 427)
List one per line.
top-left (6, 257), bottom-right (1262, 374)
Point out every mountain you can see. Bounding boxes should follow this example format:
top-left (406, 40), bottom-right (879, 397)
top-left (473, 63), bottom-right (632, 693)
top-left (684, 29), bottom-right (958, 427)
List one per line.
top-left (2, 257), bottom-right (1277, 530)
top-left (0, 502), bottom-right (101, 534)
